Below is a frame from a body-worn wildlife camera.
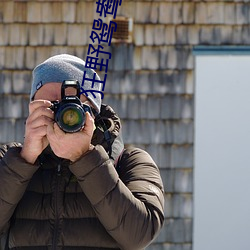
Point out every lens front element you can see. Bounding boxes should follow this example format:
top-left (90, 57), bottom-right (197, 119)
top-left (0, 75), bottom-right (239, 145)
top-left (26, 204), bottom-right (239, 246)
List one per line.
top-left (62, 108), bottom-right (81, 126)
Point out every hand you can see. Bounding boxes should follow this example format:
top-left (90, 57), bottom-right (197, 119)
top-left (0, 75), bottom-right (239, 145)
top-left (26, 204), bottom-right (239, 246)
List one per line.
top-left (21, 100), bottom-right (54, 164)
top-left (46, 112), bottom-right (95, 162)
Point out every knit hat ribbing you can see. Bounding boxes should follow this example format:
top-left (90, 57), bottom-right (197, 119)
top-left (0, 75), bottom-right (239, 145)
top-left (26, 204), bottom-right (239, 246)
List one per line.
top-left (30, 54), bottom-right (102, 113)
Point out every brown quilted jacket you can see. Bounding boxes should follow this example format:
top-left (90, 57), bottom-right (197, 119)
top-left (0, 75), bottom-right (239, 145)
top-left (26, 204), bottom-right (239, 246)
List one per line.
top-left (0, 105), bottom-right (164, 250)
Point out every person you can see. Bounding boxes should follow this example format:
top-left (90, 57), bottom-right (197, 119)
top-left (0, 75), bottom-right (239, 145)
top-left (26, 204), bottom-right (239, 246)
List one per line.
top-left (0, 54), bottom-right (164, 250)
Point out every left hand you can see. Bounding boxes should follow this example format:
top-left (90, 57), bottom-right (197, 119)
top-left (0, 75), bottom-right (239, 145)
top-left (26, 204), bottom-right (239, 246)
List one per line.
top-left (46, 112), bottom-right (95, 162)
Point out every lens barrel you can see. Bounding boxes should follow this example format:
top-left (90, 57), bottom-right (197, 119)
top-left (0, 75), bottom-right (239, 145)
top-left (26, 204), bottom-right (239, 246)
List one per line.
top-left (55, 103), bottom-right (85, 133)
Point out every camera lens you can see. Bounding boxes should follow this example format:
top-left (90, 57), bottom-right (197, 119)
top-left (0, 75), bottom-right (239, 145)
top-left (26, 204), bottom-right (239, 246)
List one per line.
top-left (55, 104), bottom-right (85, 133)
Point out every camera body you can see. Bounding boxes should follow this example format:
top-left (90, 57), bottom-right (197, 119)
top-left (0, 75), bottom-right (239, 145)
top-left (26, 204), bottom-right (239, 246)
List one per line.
top-left (50, 80), bottom-right (92, 133)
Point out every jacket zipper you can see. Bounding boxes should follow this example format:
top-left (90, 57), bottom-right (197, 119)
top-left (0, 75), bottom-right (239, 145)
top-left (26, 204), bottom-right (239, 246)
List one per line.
top-left (52, 161), bottom-right (62, 250)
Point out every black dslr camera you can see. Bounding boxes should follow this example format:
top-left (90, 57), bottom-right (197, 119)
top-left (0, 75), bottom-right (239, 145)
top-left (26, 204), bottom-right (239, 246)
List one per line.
top-left (50, 80), bottom-right (92, 133)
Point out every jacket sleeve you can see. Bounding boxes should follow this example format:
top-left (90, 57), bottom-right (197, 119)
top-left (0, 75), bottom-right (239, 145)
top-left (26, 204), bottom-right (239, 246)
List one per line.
top-left (0, 143), bottom-right (39, 235)
top-left (69, 145), bottom-right (164, 250)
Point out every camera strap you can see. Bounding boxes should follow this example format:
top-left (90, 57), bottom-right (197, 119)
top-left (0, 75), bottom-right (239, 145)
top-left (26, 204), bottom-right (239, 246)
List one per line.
top-left (94, 112), bottom-right (113, 160)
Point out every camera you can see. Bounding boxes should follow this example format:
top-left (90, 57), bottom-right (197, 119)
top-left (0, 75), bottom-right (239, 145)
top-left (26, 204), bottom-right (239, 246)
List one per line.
top-left (50, 80), bottom-right (92, 133)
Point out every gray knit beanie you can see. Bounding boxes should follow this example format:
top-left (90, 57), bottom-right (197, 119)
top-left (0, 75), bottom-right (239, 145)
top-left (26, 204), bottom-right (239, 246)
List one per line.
top-left (31, 54), bottom-right (102, 113)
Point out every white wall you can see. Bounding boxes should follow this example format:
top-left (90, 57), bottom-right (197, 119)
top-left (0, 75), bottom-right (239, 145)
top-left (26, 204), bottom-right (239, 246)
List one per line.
top-left (194, 54), bottom-right (250, 250)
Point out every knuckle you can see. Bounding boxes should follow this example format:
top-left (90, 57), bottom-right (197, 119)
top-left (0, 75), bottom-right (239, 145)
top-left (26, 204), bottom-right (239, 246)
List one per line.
top-left (25, 118), bottom-right (32, 127)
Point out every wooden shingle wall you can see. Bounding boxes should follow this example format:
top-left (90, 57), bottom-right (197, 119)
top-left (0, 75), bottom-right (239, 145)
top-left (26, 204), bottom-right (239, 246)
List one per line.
top-left (0, 1), bottom-right (250, 249)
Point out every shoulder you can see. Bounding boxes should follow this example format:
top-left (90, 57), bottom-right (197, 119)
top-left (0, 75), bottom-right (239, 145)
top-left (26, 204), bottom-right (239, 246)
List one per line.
top-left (0, 142), bottom-right (23, 159)
top-left (117, 147), bottom-right (163, 190)
top-left (119, 147), bottom-right (156, 167)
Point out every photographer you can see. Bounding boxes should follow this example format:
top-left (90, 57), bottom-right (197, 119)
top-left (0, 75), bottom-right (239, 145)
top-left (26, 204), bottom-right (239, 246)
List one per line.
top-left (0, 54), bottom-right (164, 250)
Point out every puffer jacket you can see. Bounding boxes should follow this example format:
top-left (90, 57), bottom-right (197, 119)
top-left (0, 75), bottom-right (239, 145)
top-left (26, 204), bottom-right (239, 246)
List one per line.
top-left (0, 104), bottom-right (164, 250)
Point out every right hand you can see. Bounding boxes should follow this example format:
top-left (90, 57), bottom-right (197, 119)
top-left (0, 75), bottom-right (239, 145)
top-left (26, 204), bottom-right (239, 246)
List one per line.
top-left (20, 100), bottom-right (54, 164)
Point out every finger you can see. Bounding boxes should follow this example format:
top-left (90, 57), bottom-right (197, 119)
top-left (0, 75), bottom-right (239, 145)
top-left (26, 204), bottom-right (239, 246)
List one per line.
top-left (83, 112), bottom-right (95, 135)
top-left (29, 100), bottom-right (52, 114)
top-left (46, 121), bottom-right (55, 139)
top-left (47, 122), bottom-right (66, 142)
top-left (26, 125), bottom-right (48, 138)
top-left (28, 106), bottom-right (54, 123)
top-left (27, 115), bottom-right (54, 129)
top-left (53, 122), bottom-right (65, 137)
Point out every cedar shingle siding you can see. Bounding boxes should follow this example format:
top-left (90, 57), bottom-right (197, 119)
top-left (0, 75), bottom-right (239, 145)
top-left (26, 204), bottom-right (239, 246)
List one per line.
top-left (0, 1), bottom-right (249, 249)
